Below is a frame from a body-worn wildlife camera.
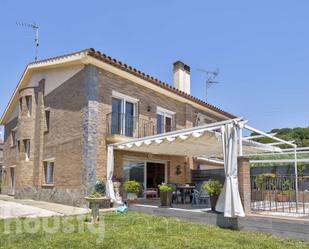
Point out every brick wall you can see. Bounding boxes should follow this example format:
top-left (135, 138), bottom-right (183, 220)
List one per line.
top-left (238, 156), bottom-right (251, 214)
top-left (2, 63), bottom-right (228, 206)
top-left (95, 67), bottom-right (224, 181)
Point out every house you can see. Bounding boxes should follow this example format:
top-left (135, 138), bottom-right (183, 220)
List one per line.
top-left (0, 48), bottom-right (236, 206)
top-left (0, 137), bottom-right (3, 182)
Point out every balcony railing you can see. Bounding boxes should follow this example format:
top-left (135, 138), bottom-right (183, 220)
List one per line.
top-left (106, 112), bottom-right (155, 138)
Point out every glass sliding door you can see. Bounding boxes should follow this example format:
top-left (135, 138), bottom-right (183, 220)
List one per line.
top-left (125, 102), bottom-right (134, 137)
top-left (112, 98), bottom-right (122, 135)
top-left (123, 160), bottom-right (145, 197)
top-left (165, 116), bottom-right (172, 132)
top-left (156, 114), bottom-right (163, 134)
top-left (111, 96), bottom-right (136, 137)
top-left (156, 110), bottom-right (174, 134)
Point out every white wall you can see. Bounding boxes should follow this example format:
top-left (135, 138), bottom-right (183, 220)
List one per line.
top-left (27, 64), bottom-right (84, 95)
top-left (7, 65), bottom-right (84, 122)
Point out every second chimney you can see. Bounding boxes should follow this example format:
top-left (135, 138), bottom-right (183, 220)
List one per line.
top-left (173, 61), bottom-right (191, 95)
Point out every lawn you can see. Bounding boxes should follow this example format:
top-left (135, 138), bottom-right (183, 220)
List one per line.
top-left (0, 211), bottom-right (308, 249)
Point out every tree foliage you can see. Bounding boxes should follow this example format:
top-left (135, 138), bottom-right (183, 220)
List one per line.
top-left (252, 127), bottom-right (309, 148)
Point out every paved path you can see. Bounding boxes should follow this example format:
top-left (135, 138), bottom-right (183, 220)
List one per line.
top-left (0, 195), bottom-right (89, 219)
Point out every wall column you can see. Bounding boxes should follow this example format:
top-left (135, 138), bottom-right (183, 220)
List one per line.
top-left (238, 156), bottom-right (251, 214)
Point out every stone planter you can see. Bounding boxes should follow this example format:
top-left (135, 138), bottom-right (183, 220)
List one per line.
top-left (209, 195), bottom-right (219, 211)
top-left (85, 197), bottom-right (106, 223)
top-left (160, 191), bottom-right (173, 207)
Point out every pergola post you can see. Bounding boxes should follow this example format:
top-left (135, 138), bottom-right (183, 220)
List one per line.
top-left (237, 156), bottom-right (251, 214)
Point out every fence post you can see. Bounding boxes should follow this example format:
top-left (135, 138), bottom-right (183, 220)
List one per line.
top-left (238, 156), bottom-right (251, 214)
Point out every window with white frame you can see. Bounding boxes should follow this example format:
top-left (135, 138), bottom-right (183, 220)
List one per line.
top-left (23, 139), bottom-right (30, 161)
top-left (25, 96), bottom-right (32, 116)
top-left (156, 107), bottom-right (175, 134)
top-left (111, 91), bottom-right (138, 137)
top-left (44, 161), bottom-right (54, 184)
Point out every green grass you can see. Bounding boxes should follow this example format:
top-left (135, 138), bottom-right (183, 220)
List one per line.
top-left (0, 212), bottom-right (308, 249)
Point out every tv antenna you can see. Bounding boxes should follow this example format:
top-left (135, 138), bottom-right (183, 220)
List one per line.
top-left (16, 22), bottom-right (39, 61)
top-left (197, 68), bottom-right (220, 102)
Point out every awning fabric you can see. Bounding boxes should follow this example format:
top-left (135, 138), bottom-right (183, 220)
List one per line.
top-left (105, 119), bottom-right (282, 216)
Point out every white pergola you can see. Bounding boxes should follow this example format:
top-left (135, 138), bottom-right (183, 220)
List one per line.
top-left (106, 118), bottom-right (297, 217)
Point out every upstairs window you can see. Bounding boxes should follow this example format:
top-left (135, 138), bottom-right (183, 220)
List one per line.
top-left (25, 96), bottom-right (32, 117)
top-left (156, 107), bottom-right (175, 134)
top-left (23, 139), bottom-right (30, 161)
top-left (11, 130), bottom-right (17, 147)
top-left (45, 110), bottom-right (50, 133)
top-left (111, 91), bottom-right (138, 137)
top-left (19, 98), bottom-right (23, 114)
top-left (44, 161), bottom-right (54, 184)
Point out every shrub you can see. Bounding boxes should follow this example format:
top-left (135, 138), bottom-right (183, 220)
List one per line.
top-left (256, 173), bottom-right (276, 190)
top-left (95, 180), bottom-right (106, 196)
top-left (88, 191), bottom-right (103, 198)
top-left (203, 180), bottom-right (222, 197)
top-left (124, 180), bottom-right (140, 193)
top-left (159, 183), bottom-right (175, 192)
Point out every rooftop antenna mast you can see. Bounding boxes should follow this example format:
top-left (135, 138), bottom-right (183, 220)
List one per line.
top-left (197, 68), bottom-right (220, 102)
top-left (16, 22), bottom-right (39, 61)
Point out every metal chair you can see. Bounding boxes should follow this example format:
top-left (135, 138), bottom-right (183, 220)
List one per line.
top-left (192, 181), bottom-right (210, 205)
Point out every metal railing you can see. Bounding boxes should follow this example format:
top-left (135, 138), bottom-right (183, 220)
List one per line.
top-left (251, 174), bottom-right (309, 215)
top-left (106, 112), bottom-right (155, 138)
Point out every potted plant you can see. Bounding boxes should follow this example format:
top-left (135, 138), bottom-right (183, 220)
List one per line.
top-left (277, 179), bottom-right (295, 202)
top-left (159, 183), bottom-right (175, 207)
top-left (123, 180), bottom-right (140, 203)
top-left (203, 180), bottom-right (222, 211)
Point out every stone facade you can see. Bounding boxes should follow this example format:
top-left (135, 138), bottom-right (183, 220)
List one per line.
top-left (2, 63), bottom-right (230, 206)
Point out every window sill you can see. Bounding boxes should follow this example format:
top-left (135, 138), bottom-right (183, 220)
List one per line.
top-left (42, 184), bottom-right (54, 188)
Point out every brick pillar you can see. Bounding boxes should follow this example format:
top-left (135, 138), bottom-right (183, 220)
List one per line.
top-left (238, 156), bottom-right (251, 214)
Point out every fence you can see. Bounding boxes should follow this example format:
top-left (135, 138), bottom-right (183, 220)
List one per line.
top-left (250, 174), bottom-right (309, 215)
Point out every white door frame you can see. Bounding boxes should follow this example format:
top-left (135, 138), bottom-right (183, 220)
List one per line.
top-left (123, 156), bottom-right (167, 193)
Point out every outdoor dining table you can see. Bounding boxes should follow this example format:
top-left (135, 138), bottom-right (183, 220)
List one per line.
top-left (175, 185), bottom-right (195, 204)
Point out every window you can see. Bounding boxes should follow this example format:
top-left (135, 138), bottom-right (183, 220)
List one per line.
top-left (23, 139), bottom-right (30, 161)
top-left (111, 91), bottom-right (138, 137)
top-left (44, 161), bottom-right (54, 184)
top-left (11, 130), bottom-right (17, 147)
top-left (25, 96), bottom-right (32, 116)
top-left (19, 98), bottom-right (23, 113)
top-left (156, 107), bottom-right (175, 134)
top-left (45, 110), bottom-right (50, 132)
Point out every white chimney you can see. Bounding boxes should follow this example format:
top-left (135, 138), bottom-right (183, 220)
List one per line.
top-left (173, 61), bottom-right (191, 95)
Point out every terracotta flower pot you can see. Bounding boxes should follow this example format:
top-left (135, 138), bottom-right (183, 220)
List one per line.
top-left (160, 191), bottom-right (173, 207)
top-left (209, 195), bottom-right (219, 211)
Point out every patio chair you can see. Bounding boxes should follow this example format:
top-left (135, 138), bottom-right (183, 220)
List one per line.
top-left (143, 188), bottom-right (158, 198)
top-left (192, 182), bottom-right (210, 205)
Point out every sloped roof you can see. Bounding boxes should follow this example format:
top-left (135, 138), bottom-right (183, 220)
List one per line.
top-left (1, 48), bottom-right (236, 124)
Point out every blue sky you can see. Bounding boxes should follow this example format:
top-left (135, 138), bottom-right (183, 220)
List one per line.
top-left (0, 0), bottom-right (308, 137)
